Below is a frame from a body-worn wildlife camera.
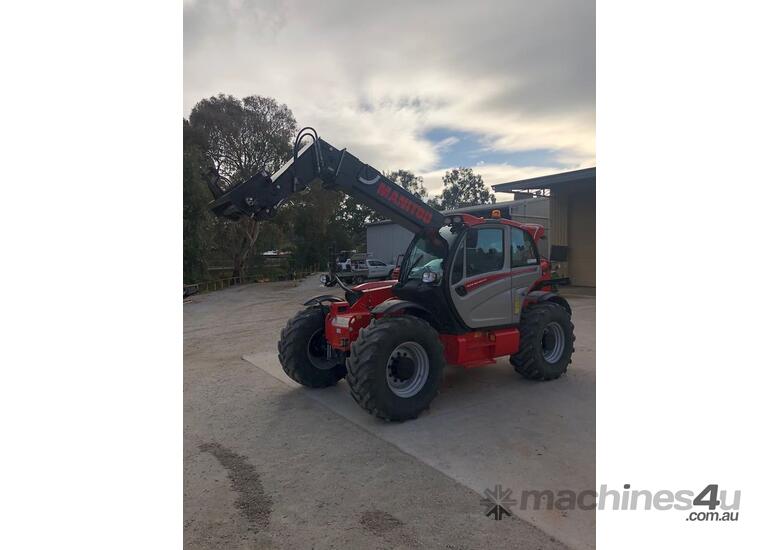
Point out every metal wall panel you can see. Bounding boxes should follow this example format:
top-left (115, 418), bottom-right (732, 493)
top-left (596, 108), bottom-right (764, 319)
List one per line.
top-left (366, 223), bottom-right (415, 265)
top-left (566, 183), bottom-right (596, 287)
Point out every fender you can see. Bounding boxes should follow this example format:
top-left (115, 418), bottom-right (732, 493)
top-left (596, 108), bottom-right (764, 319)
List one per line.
top-left (524, 291), bottom-right (572, 315)
top-left (371, 299), bottom-right (431, 317)
top-left (303, 294), bottom-right (343, 307)
top-left (529, 277), bottom-right (570, 293)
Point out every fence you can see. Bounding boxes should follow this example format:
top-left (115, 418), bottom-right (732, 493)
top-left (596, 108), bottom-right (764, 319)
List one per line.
top-left (184, 265), bottom-right (319, 297)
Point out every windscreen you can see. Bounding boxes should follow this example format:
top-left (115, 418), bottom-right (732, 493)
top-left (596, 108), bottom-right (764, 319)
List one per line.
top-left (401, 226), bottom-right (461, 283)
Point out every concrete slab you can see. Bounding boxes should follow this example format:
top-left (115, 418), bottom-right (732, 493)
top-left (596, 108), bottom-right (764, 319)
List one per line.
top-left (244, 295), bottom-right (595, 550)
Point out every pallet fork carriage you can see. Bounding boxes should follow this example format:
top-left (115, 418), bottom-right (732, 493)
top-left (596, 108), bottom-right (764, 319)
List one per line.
top-left (210, 128), bottom-right (574, 421)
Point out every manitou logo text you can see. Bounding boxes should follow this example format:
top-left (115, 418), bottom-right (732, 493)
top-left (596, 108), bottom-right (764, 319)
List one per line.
top-left (376, 181), bottom-right (433, 225)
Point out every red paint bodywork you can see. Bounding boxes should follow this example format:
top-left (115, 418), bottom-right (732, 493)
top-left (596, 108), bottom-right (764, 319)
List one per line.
top-left (323, 216), bottom-right (552, 366)
top-left (323, 282), bottom-right (395, 351)
top-left (439, 329), bottom-right (520, 368)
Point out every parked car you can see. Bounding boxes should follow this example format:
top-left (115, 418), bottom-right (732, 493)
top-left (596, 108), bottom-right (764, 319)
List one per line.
top-left (336, 264), bottom-right (369, 284)
top-left (366, 259), bottom-right (394, 279)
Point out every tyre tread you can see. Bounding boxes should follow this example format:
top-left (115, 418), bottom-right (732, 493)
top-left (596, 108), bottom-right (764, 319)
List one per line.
top-left (510, 302), bottom-right (575, 381)
top-left (346, 316), bottom-right (444, 421)
top-left (277, 307), bottom-right (345, 388)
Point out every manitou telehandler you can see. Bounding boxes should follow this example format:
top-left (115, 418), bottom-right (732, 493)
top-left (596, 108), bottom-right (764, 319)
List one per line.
top-left (210, 128), bottom-right (574, 421)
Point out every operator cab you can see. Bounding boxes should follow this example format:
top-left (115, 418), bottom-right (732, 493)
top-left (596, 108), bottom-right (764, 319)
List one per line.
top-left (394, 213), bottom-right (546, 333)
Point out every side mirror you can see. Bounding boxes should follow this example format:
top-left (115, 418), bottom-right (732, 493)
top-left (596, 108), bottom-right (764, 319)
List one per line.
top-left (421, 271), bottom-right (439, 284)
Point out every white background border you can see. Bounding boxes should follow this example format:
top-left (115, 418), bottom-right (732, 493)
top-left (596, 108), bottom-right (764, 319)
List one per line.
top-left (1, 1), bottom-right (778, 547)
top-left (1, 1), bottom-right (182, 547)
top-left (598, 0), bottom-right (779, 547)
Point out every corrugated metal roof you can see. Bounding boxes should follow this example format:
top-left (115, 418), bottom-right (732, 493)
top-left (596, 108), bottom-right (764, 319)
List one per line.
top-left (491, 167), bottom-right (596, 193)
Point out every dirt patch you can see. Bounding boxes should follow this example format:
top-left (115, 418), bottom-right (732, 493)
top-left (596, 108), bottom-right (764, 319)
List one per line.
top-left (199, 442), bottom-right (272, 532)
top-left (359, 509), bottom-right (404, 535)
top-left (360, 509), bottom-right (422, 547)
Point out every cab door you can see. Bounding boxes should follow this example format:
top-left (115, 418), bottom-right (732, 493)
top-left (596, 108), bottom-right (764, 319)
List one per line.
top-left (449, 225), bottom-right (513, 328)
top-left (509, 227), bottom-right (543, 324)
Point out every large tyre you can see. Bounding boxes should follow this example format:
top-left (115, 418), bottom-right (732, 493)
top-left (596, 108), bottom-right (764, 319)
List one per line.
top-left (347, 316), bottom-right (444, 421)
top-left (277, 307), bottom-right (346, 388)
top-left (510, 302), bottom-right (575, 381)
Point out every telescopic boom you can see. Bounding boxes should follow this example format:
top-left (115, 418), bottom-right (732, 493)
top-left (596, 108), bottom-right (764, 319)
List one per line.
top-left (209, 129), bottom-right (444, 234)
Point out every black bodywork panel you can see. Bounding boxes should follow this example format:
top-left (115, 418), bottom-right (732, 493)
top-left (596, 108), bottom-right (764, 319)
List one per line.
top-left (302, 294), bottom-right (344, 307)
top-left (370, 299), bottom-right (431, 316)
top-left (525, 291), bottom-right (572, 315)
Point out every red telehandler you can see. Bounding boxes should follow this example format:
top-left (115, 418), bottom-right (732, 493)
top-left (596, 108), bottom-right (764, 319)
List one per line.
top-left (209, 128), bottom-right (574, 421)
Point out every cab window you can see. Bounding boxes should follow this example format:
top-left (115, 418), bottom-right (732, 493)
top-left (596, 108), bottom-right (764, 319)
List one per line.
top-left (465, 228), bottom-right (505, 277)
top-left (511, 227), bottom-right (539, 267)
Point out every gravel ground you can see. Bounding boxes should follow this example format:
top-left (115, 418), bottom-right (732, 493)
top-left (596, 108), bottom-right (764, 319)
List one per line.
top-left (184, 276), bottom-right (571, 549)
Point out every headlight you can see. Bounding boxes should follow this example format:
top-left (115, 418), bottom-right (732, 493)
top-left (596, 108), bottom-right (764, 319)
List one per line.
top-left (422, 271), bottom-right (439, 284)
top-left (331, 316), bottom-right (351, 328)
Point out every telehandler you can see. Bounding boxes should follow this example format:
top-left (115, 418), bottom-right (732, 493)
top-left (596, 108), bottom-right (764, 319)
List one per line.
top-left (210, 128), bottom-right (574, 421)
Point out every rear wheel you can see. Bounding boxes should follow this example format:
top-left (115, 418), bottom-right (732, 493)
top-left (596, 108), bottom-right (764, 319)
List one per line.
top-left (347, 316), bottom-right (444, 421)
top-left (278, 307), bottom-right (346, 388)
top-left (511, 302), bottom-right (575, 381)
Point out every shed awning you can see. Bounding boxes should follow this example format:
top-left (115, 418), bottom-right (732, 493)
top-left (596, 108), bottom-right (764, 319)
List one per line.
top-left (492, 167), bottom-right (595, 193)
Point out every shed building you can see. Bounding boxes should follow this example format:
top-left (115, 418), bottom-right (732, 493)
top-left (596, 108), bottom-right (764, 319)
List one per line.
top-left (492, 167), bottom-right (596, 288)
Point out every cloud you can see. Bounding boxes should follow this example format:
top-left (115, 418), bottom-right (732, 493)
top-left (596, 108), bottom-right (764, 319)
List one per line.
top-left (184, 0), bottom-right (594, 193)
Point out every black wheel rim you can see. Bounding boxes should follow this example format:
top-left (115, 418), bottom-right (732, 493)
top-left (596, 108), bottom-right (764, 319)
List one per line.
top-left (307, 329), bottom-right (339, 370)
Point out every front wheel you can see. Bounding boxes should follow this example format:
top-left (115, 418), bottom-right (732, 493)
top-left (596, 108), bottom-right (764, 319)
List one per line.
top-left (511, 302), bottom-right (575, 381)
top-left (277, 307), bottom-right (346, 388)
top-left (347, 316), bottom-right (444, 421)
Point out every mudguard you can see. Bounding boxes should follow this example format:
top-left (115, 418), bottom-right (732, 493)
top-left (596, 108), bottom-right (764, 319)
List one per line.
top-left (303, 294), bottom-right (344, 307)
top-left (371, 299), bottom-right (431, 316)
top-left (525, 291), bottom-right (572, 315)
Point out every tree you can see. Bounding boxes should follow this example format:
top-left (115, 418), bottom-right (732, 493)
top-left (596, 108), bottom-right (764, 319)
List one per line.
top-left (188, 94), bottom-right (297, 278)
top-left (385, 169), bottom-right (428, 200)
top-left (183, 120), bottom-right (213, 283)
top-left (288, 182), bottom-right (347, 268)
top-left (427, 196), bottom-right (445, 211)
top-left (189, 94), bottom-right (296, 185)
top-left (437, 167), bottom-right (496, 210)
top-left (334, 194), bottom-right (380, 243)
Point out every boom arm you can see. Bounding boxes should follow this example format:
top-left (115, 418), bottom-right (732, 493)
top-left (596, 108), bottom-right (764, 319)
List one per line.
top-left (209, 131), bottom-right (444, 234)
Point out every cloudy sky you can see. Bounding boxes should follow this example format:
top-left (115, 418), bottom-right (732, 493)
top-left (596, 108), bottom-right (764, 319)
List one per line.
top-left (184, 0), bottom-right (594, 198)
